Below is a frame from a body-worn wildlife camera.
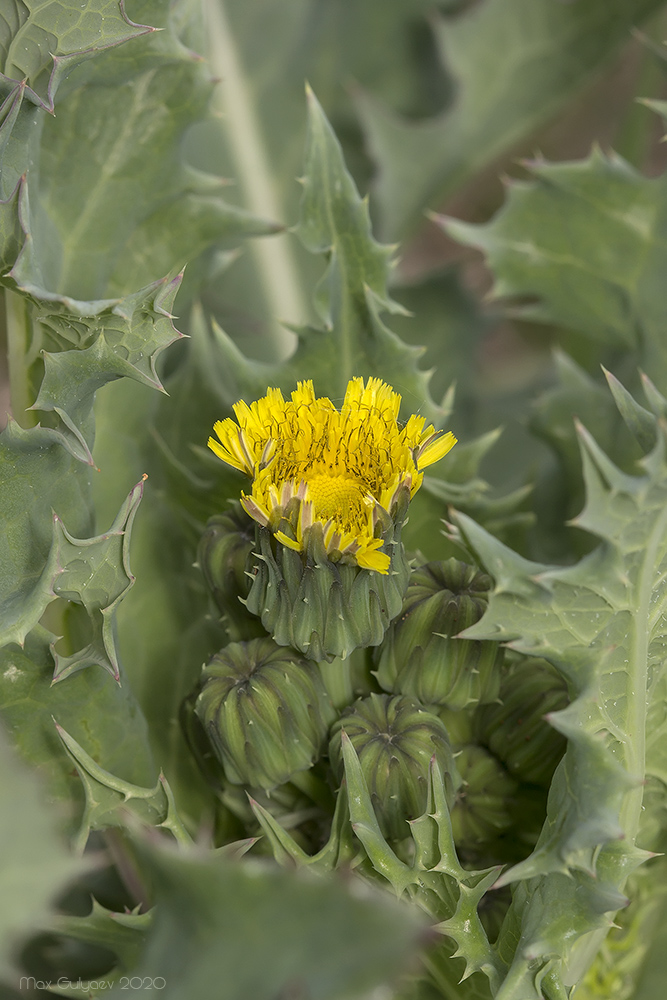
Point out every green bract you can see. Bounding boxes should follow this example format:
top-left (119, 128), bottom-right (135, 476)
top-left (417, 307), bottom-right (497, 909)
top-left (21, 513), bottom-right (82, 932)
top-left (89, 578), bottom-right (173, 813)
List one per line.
top-left (477, 657), bottom-right (569, 788)
top-left (198, 505), bottom-right (265, 642)
top-left (245, 514), bottom-right (411, 663)
top-left (375, 559), bottom-right (503, 709)
top-left (329, 693), bottom-right (458, 841)
top-left (449, 745), bottom-right (517, 849)
top-left (195, 638), bottom-right (335, 789)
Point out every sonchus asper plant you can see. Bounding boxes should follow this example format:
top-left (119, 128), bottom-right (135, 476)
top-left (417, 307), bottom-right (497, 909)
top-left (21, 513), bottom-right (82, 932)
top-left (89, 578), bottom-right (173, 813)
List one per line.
top-left (3, 2), bottom-right (667, 999)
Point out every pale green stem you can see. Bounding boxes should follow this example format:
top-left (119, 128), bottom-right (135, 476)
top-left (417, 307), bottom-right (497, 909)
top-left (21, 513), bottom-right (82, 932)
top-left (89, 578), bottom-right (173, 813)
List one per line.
top-left (5, 287), bottom-right (38, 428)
top-left (563, 507), bottom-right (667, 989)
top-left (318, 655), bottom-right (355, 712)
top-left (621, 505), bottom-right (667, 842)
top-left (203, 0), bottom-right (303, 359)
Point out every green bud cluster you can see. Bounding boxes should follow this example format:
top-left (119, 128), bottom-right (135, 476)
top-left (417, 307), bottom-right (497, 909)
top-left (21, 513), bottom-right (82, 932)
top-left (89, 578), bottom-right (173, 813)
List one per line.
top-left (476, 657), bottom-right (568, 787)
top-left (375, 558), bottom-right (503, 709)
top-left (244, 509), bottom-right (411, 663)
top-left (450, 745), bottom-right (517, 847)
top-left (198, 505), bottom-right (265, 640)
top-left (195, 638), bottom-right (336, 790)
top-left (329, 693), bottom-right (458, 841)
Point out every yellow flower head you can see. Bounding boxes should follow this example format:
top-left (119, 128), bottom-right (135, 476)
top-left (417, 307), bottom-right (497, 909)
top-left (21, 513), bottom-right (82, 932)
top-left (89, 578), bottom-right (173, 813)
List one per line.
top-left (208, 377), bottom-right (456, 575)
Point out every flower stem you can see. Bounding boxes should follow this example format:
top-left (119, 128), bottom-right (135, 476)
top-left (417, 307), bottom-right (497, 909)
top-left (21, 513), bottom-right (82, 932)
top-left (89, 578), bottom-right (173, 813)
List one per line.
top-left (203, 0), bottom-right (303, 359)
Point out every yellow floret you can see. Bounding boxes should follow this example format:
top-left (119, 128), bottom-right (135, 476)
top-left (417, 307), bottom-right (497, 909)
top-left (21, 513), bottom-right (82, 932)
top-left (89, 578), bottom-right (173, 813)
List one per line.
top-left (208, 377), bottom-right (456, 574)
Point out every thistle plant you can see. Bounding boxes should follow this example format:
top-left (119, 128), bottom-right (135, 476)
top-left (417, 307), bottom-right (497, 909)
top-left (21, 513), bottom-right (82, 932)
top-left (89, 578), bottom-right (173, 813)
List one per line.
top-left (3, 3), bottom-right (667, 1000)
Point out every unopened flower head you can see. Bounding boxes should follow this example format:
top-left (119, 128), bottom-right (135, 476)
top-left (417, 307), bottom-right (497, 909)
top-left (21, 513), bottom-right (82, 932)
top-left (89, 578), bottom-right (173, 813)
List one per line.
top-left (208, 377), bottom-right (456, 574)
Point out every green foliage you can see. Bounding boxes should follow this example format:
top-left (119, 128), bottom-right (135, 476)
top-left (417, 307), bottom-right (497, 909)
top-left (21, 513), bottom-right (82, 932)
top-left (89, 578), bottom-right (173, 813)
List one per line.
top-left (359, 0), bottom-right (665, 238)
top-left (443, 150), bottom-right (667, 388)
top-left (3, 1), bottom-right (667, 998)
top-left (104, 838), bottom-right (425, 1000)
top-left (0, 727), bottom-right (85, 979)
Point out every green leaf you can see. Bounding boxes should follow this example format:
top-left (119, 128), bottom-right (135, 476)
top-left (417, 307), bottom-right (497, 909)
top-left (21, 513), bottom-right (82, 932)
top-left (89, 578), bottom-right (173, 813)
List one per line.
top-left (53, 900), bottom-right (152, 990)
top-left (0, 724), bottom-right (85, 983)
top-left (340, 730), bottom-right (415, 896)
top-left (0, 464), bottom-right (144, 681)
top-left (105, 843), bottom-right (425, 1000)
top-left (55, 724), bottom-right (192, 852)
top-left (603, 366), bottom-right (657, 453)
top-left (342, 740), bottom-right (504, 993)
top-left (0, 625), bottom-right (156, 813)
top-left (50, 477), bottom-right (145, 681)
top-left (0, 0), bottom-right (152, 109)
top-left (529, 351), bottom-right (641, 562)
top-left (450, 377), bottom-right (667, 996)
top-left (248, 781), bottom-right (357, 873)
top-left (358, 0), bottom-right (664, 238)
top-left (443, 150), bottom-right (667, 390)
top-left (1, 0), bottom-right (279, 306)
top-left (190, 0), bottom-right (450, 346)
top-left (91, 371), bottom-right (229, 824)
top-left (0, 418), bottom-right (92, 649)
top-left (286, 85), bottom-right (438, 420)
top-left (31, 273), bottom-right (184, 465)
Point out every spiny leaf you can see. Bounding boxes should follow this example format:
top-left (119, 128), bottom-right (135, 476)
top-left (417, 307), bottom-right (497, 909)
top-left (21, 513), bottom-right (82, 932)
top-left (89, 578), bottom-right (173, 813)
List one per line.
top-left (434, 868), bottom-right (503, 988)
top-left (0, 2), bottom-right (153, 276)
top-left (450, 377), bottom-right (667, 996)
top-left (0, 624), bottom-right (156, 814)
top-left (0, 0), bottom-right (153, 110)
top-left (91, 373), bottom-right (228, 825)
top-left (341, 731), bottom-right (415, 896)
top-left (528, 351), bottom-right (641, 562)
top-left (0, 465), bottom-right (144, 683)
top-left (53, 899), bottom-right (152, 983)
top-left (357, 0), bottom-right (663, 239)
top-left (0, 418), bottom-right (92, 649)
top-left (51, 477), bottom-right (145, 681)
top-left (248, 782), bottom-right (357, 874)
top-left (343, 744), bottom-right (503, 992)
top-left (284, 86), bottom-right (438, 422)
top-left (1, 0), bottom-right (280, 306)
top-left (55, 723), bottom-right (192, 853)
top-left (31, 272), bottom-right (184, 464)
top-left (604, 366), bottom-right (657, 453)
top-left (443, 150), bottom-right (667, 392)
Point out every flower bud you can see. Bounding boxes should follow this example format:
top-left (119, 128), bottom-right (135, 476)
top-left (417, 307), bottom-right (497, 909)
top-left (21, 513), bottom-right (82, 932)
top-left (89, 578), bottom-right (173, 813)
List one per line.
top-left (329, 693), bottom-right (458, 841)
top-left (195, 638), bottom-right (336, 790)
top-left (375, 559), bottom-right (503, 709)
top-left (476, 657), bottom-right (568, 787)
top-left (198, 505), bottom-right (265, 640)
top-left (450, 745), bottom-right (517, 847)
top-left (245, 512), bottom-right (411, 662)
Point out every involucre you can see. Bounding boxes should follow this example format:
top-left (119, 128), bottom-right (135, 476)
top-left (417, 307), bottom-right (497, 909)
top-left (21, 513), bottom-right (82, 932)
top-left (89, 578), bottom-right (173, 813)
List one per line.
top-left (329, 693), bottom-right (458, 841)
top-left (195, 638), bottom-right (336, 790)
top-left (375, 559), bottom-right (503, 709)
